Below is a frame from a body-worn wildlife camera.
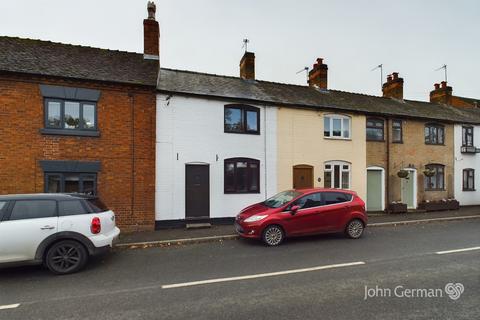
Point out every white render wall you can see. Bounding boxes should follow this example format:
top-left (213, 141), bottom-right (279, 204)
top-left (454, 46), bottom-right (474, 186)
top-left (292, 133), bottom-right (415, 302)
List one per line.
top-left (155, 94), bottom-right (277, 221)
top-left (454, 124), bottom-right (480, 205)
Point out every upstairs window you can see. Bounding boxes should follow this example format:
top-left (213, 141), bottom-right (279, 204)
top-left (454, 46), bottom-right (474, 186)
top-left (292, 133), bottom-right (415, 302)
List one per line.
top-left (424, 164), bottom-right (445, 191)
top-left (45, 99), bottom-right (97, 131)
top-left (324, 115), bottom-right (351, 139)
top-left (462, 126), bottom-right (474, 147)
top-left (366, 118), bottom-right (384, 141)
top-left (324, 161), bottom-right (351, 189)
top-left (392, 120), bottom-right (403, 143)
top-left (463, 169), bottom-right (475, 191)
top-left (425, 123), bottom-right (445, 145)
top-left (224, 105), bottom-right (260, 134)
top-left (224, 158), bottom-right (260, 193)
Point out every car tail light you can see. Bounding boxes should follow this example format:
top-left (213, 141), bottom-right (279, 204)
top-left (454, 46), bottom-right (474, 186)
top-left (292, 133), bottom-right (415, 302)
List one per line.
top-left (91, 217), bottom-right (101, 234)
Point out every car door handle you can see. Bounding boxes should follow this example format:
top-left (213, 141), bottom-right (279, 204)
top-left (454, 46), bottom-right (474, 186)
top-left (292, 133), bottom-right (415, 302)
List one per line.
top-left (40, 225), bottom-right (55, 230)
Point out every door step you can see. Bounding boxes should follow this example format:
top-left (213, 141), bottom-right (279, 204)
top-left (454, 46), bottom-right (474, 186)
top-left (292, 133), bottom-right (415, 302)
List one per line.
top-left (186, 223), bottom-right (212, 229)
top-left (407, 209), bottom-right (427, 213)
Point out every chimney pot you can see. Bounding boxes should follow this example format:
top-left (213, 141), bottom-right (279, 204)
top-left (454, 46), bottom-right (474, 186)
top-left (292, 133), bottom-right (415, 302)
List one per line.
top-left (387, 74), bottom-right (392, 82)
top-left (316, 58), bottom-right (323, 64)
top-left (147, 1), bottom-right (156, 20)
top-left (143, 1), bottom-right (159, 58)
top-left (434, 83), bottom-right (440, 90)
top-left (392, 72), bottom-right (399, 80)
top-left (441, 81), bottom-right (447, 89)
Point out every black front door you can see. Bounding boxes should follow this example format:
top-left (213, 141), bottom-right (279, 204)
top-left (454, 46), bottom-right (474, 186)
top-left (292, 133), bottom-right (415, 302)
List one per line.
top-left (185, 164), bottom-right (210, 219)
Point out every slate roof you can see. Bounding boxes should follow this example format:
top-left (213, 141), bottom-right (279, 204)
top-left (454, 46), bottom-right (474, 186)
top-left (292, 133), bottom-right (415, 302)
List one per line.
top-left (0, 36), bottom-right (158, 86)
top-left (158, 68), bottom-right (480, 124)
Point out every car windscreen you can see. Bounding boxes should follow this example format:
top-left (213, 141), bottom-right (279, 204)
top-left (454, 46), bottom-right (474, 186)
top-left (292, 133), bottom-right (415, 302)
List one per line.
top-left (85, 198), bottom-right (110, 213)
top-left (263, 190), bottom-right (303, 208)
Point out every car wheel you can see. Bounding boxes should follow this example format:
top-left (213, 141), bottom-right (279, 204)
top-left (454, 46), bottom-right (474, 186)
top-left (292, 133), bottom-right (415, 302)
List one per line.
top-left (345, 219), bottom-right (364, 239)
top-left (262, 225), bottom-right (285, 246)
top-left (45, 240), bottom-right (88, 275)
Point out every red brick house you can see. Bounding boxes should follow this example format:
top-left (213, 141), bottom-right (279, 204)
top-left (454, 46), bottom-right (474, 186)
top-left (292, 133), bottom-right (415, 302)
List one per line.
top-left (0, 4), bottom-right (160, 231)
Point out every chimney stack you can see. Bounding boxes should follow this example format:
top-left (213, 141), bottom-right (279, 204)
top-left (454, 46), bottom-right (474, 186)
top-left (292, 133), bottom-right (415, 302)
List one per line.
top-left (143, 1), bottom-right (159, 59)
top-left (240, 52), bottom-right (255, 80)
top-left (430, 81), bottom-right (452, 105)
top-left (308, 58), bottom-right (328, 89)
top-left (382, 72), bottom-right (404, 100)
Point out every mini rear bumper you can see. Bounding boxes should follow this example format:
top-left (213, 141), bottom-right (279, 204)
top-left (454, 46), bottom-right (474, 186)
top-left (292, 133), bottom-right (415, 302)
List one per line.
top-left (90, 227), bottom-right (121, 249)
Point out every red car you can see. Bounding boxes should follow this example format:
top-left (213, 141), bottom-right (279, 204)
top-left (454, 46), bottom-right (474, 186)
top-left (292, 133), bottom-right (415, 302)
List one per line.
top-left (235, 188), bottom-right (367, 246)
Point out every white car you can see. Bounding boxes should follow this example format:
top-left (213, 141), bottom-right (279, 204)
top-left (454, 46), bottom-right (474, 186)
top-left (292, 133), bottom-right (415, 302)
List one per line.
top-left (0, 193), bottom-right (120, 274)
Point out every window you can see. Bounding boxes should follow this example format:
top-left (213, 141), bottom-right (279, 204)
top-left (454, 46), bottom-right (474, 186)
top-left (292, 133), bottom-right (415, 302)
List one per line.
top-left (463, 169), bottom-right (475, 191)
top-left (424, 164), bottom-right (445, 191)
top-left (0, 201), bottom-right (8, 221)
top-left (324, 161), bottom-right (351, 189)
top-left (10, 200), bottom-right (57, 220)
top-left (324, 115), bottom-right (351, 139)
top-left (45, 173), bottom-right (97, 195)
top-left (424, 124), bottom-right (445, 145)
top-left (224, 158), bottom-right (260, 193)
top-left (462, 126), bottom-right (474, 147)
top-left (323, 192), bottom-right (351, 205)
top-left (293, 193), bottom-right (323, 209)
top-left (45, 99), bottom-right (97, 131)
top-left (366, 118), bottom-right (384, 141)
top-left (392, 120), bottom-right (403, 143)
top-left (58, 200), bottom-right (89, 216)
top-left (224, 105), bottom-right (260, 134)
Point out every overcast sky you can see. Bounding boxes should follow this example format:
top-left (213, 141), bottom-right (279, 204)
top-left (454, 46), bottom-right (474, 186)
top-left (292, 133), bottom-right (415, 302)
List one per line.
top-left (1, 0), bottom-right (479, 101)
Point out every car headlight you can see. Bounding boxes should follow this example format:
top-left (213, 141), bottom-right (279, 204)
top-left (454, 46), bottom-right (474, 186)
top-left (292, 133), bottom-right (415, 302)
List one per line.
top-left (244, 215), bottom-right (268, 223)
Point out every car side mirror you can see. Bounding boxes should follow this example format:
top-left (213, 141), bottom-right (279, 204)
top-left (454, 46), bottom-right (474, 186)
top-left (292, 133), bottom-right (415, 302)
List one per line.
top-left (290, 205), bottom-right (300, 215)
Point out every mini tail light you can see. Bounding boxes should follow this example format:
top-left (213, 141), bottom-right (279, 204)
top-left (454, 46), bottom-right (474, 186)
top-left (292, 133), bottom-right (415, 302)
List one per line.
top-left (91, 217), bottom-right (101, 234)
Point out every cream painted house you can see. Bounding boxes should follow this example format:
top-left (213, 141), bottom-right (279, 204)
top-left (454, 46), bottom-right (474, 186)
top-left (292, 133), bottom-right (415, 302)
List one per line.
top-left (277, 108), bottom-right (367, 200)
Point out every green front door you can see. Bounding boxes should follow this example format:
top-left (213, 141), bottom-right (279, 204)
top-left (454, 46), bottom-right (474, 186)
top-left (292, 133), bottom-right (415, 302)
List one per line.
top-left (367, 170), bottom-right (383, 211)
top-left (401, 170), bottom-right (415, 209)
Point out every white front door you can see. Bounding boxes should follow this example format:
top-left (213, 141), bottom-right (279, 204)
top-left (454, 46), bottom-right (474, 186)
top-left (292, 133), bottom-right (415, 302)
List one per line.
top-left (0, 200), bottom-right (58, 263)
top-left (401, 170), bottom-right (417, 209)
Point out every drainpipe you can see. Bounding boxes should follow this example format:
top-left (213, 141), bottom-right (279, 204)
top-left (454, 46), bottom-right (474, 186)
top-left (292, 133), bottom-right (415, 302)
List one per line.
top-left (386, 118), bottom-right (390, 213)
top-left (129, 92), bottom-right (136, 218)
top-left (264, 105), bottom-right (268, 200)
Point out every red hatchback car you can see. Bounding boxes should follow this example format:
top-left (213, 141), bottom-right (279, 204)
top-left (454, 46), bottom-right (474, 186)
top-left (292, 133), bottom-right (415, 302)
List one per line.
top-left (235, 188), bottom-right (367, 246)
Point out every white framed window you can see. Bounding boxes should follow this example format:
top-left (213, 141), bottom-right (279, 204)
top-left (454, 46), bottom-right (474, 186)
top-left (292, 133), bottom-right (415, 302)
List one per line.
top-left (324, 114), bottom-right (351, 139)
top-left (324, 161), bottom-right (351, 189)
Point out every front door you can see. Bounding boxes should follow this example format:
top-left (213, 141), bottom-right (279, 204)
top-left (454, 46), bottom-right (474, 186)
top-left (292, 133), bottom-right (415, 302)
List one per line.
top-left (293, 165), bottom-right (313, 189)
top-left (185, 164), bottom-right (210, 219)
top-left (367, 169), bottom-right (383, 211)
top-left (401, 170), bottom-right (416, 209)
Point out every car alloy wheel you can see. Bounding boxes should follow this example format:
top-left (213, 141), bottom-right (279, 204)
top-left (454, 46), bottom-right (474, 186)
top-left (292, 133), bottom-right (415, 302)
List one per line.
top-left (346, 219), bottom-right (364, 239)
top-left (263, 225), bottom-right (284, 246)
top-left (46, 240), bottom-right (88, 275)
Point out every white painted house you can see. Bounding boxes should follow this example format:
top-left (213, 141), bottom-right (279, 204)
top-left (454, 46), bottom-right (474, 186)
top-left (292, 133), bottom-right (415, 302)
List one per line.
top-left (454, 124), bottom-right (480, 205)
top-left (155, 92), bottom-right (277, 226)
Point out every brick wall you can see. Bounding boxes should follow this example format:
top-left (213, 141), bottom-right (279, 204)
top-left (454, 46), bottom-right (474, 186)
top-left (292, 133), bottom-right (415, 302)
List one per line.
top-left (0, 73), bottom-right (156, 231)
top-left (367, 118), bottom-right (454, 206)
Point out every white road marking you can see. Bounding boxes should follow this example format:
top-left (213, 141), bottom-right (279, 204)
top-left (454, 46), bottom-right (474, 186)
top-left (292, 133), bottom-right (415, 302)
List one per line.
top-left (436, 246), bottom-right (480, 255)
top-left (162, 261), bottom-right (366, 289)
top-left (0, 303), bottom-right (20, 310)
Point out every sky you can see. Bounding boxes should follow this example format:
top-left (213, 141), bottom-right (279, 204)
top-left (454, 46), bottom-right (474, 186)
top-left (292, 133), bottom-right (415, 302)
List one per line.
top-left (1, 0), bottom-right (479, 101)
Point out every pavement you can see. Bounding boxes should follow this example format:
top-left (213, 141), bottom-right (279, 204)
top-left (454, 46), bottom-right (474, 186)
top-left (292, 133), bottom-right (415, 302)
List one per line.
top-left (117, 206), bottom-right (480, 248)
top-left (0, 220), bottom-right (479, 320)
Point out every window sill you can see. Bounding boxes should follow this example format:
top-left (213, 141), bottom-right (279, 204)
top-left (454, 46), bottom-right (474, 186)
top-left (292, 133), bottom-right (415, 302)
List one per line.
top-left (425, 143), bottom-right (445, 146)
top-left (40, 128), bottom-right (100, 137)
top-left (392, 141), bottom-right (403, 144)
top-left (424, 189), bottom-right (446, 192)
top-left (224, 131), bottom-right (260, 135)
top-left (324, 136), bottom-right (352, 141)
top-left (462, 189), bottom-right (476, 192)
top-left (366, 139), bottom-right (385, 142)
top-left (224, 191), bottom-right (261, 194)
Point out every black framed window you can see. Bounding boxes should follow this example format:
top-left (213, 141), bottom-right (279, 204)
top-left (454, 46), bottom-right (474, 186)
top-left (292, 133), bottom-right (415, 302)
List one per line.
top-left (424, 164), bottom-right (445, 191)
top-left (462, 126), bottom-right (474, 147)
top-left (424, 124), bottom-right (445, 145)
top-left (224, 158), bottom-right (260, 193)
top-left (224, 105), bottom-right (260, 134)
top-left (366, 118), bottom-right (384, 141)
top-left (463, 169), bottom-right (475, 191)
top-left (45, 99), bottom-right (97, 131)
top-left (45, 173), bottom-right (97, 195)
top-left (392, 120), bottom-right (403, 143)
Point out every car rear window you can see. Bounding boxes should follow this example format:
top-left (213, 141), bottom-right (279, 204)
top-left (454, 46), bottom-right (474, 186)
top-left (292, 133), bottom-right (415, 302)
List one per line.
top-left (0, 201), bottom-right (8, 220)
top-left (85, 198), bottom-right (109, 213)
top-left (59, 200), bottom-right (89, 216)
top-left (323, 192), bottom-right (352, 205)
top-left (9, 200), bottom-right (57, 220)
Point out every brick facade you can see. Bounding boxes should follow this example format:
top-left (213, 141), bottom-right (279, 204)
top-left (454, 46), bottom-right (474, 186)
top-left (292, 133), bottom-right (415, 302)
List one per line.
top-left (367, 118), bottom-right (454, 207)
top-left (0, 73), bottom-right (156, 231)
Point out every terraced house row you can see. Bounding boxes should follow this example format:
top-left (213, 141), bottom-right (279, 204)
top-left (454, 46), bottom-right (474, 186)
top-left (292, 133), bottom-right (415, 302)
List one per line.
top-left (1, 3), bottom-right (480, 230)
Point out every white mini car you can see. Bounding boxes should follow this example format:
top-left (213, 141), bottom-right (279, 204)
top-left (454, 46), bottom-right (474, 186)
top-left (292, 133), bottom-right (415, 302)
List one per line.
top-left (0, 193), bottom-right (120, 274)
